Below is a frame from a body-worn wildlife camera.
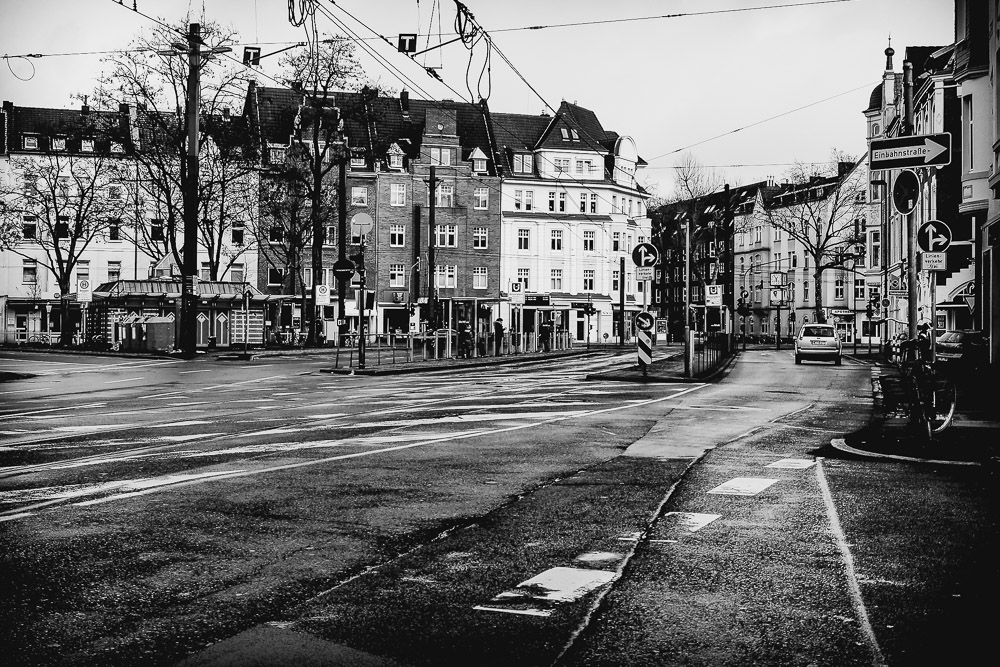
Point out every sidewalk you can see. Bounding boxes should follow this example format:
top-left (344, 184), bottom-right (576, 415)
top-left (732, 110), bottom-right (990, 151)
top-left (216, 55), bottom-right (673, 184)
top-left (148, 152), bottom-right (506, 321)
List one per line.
top-left (832, 357), bottom-right (1000, 466)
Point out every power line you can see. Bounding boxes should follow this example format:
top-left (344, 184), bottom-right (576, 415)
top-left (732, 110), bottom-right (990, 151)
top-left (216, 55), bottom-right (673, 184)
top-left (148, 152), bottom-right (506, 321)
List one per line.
top-left (646, 81), bottom-right (879, 162)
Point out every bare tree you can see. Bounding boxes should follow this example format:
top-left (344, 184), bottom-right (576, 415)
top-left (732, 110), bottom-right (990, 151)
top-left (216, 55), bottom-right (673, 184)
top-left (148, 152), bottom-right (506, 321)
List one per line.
top-left (762, 154), bottom-right (867, 323)
top-left (95, 19), bottom-right (256, 280)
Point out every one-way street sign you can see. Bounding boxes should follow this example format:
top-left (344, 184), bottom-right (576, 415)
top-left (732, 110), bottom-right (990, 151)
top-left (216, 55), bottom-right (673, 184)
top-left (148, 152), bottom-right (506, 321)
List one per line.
top-left (869, 133), bottom-right (951, 171)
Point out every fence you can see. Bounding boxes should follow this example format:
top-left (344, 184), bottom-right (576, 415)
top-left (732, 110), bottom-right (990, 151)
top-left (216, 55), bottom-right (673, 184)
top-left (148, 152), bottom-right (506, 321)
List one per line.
top-left (328, 329), bottom-right (574, 369)
top-left (690, 331), bottom-right (734, 377)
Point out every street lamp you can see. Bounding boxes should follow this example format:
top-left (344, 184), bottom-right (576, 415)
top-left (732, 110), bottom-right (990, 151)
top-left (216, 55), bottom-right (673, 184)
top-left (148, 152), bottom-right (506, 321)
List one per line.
top-left (870, 178), bottom-right (888, 357)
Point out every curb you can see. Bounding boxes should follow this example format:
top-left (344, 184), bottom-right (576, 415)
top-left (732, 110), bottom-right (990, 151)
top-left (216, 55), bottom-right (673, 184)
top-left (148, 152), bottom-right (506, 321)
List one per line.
top-left (829, 437), bottom-right (980, 466)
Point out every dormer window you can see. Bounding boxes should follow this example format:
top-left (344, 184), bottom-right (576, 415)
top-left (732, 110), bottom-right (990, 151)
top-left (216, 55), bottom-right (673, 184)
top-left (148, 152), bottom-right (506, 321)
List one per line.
top-left (560, 128), bottom-right (570, 140)
top-left (23, 135), bottom-right (38, 150)
top-left (81, 139), bottom-right (94, 152)
top-left (473, 157), bottom-right (486, 172)
top-left (52, 137), bottom-right (66, 151)
top-left (269, 147), bottom-right (286, 165)
top-left (513, 153), bottom-right (533, 174)
top-left (389, 153), bottom-right (403, 169)
top-left (110, 141), bottom-right (124, 154)
top-left (350, 152), bottom-right (366, 168)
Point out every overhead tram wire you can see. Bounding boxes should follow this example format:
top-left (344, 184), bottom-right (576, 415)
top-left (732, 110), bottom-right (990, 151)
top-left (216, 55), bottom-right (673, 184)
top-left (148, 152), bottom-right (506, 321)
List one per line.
top-left (323, 1), bottom-right (637, 226)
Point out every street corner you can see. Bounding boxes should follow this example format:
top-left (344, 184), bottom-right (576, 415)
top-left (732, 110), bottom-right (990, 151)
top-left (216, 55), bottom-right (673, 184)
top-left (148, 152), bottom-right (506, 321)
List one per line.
top-left (827, 418), bottom-right (998, 467)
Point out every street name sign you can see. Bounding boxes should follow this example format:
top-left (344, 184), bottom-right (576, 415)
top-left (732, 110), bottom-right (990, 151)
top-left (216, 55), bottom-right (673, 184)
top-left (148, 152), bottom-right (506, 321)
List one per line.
top-left (632, 242), bottom-right (659, 267)
top-left (917, 219), bottom-right (952, 253)
top-left (869, 133), bottom-right (952, 171)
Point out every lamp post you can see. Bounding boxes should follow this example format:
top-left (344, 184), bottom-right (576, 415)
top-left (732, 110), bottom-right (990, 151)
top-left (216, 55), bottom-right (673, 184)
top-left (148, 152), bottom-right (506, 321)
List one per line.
top-left (870, 178), bottom-right (888, 357)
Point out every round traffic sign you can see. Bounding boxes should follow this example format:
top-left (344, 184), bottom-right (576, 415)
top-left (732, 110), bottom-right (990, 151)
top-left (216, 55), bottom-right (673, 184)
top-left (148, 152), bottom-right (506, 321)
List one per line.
top-left (631, 242), bottom-right (659, 268)
top-left (350, 212), bottom-right (374, 235)
top-left (634, 311), bottom-right (655, 332)
top-left (917, 219), bottom-right (952, 253)
top-left (892, 169), bottom-right (919, 216)
top-left (332, 257), bottom-right (356, 280)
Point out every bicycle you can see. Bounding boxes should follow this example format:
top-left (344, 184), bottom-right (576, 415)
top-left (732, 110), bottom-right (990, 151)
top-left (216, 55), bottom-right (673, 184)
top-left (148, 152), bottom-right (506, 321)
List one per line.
top-left (895, 336), bottom-right (957, 440)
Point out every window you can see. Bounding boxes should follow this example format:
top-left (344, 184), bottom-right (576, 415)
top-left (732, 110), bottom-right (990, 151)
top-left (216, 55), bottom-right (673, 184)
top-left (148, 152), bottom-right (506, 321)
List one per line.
top-left (52, 137), bottom-right (66, 151)
top-left (389, 153), bottom-right (404, 169)
top-left (583, 269), bottom-right (595, 291)
top-left (473, 227), bottom-right (488, 249)
top-left (326, 226), bottom-right (337, 246)
top-left (101, 260), bottom-right (120, 283)
top-left (110, 141), bottom-right (124, 154)
top-left (22, 259), bottom-right (37, 284)
top-left (754, 226), bottom-right (762, 243)
top-left (81, 138), bottom-right (94, 152)
top-left (434, 184), bottom-right (454, 208)
top-left (473, 157), bottom-right (487, 172)
top-left (514, 153), bottom-right (533, 173)
top-left (351, 228), bottom-right (365, 245)
top-left (473, 187), bottom-right (488, 209)
top-left (612, 270), bottom-right (620, 291)
top-left (391, 183), bottom-right (406, 206)
top-left (579, 193), bottom-right (587, 213)
top-left (76, 260), bottom-right (90, 282)
top-left (835, 278), bottom-right (844, 300)
top-left (269, 147), bottom-right (285, 164)
top-left (518, 228), bottom-right (530, 250)
top-left (558, 192), bottom-right (566, 212)
top-left (560, 128), bottom-right (570, 140)
top-left (436, 224), bottom-right (457, 247)
top-left (870, 231), bottom-right (881, 267)
top-left (590, 194), bottom-right (597, 214)
top-left (791, 253), bottom-right (798, 268)
top-left (548, 192), bottom-right (556, 212)
top-left (855, 278), bottom-right (866, 299)
top-left (517, 268), bottom-right (530, 290)
top-left (551, 229), bottom-right (563, 251)
top-left (524, 190), bottom-right (533, 211)
top-left (23, 135), bottom-right (38, 150)
top-left (551, 268), bottom-right (563, 290)
top-left (803, 280), bottom-right (810, 301)
top-left (22, 216), bottom-right (37, 240)
top-left (473, 266), bottom-right (488, 289)
top-left (108, 219), bottom-right (121, 241)
top-left (389, 263), bottom-right (405, 288)
top-left (583, 230), bottom-right (595, 251)
top-left (773, 226), bottom-right (781, 241)
top-left (350, 153), bottom-right (365, 168)
top-left (230, 263), bottom-right (245, 283)
top-left (200, 262), bottom-right (211, 281)
top-left (351, 187), bottom-right (368, 206)
top-left (390, 224), bottom-right (405, 247)
top-left (576, 159), bottom-right (593, 175)
top-left (231, 221), bottom-right (244, 246)
top-left (612, 196), bottom-right (618, 213)
top-left (151, 219), bottom-right (165, 241)
top-left (268, 267), bottom-right (285, 285)
top-left (554, 158), bottom-right (570, 173)
top-left (514, 190), bottom-right (522, 210)
top-left (269, 225), bottom-right (283, 243)
top-left (430, 147), bottom-right (452, 166)
top-left (435, 264), bottom-right (457, 288)
top-left (613, 232), bottom-right (621, 252)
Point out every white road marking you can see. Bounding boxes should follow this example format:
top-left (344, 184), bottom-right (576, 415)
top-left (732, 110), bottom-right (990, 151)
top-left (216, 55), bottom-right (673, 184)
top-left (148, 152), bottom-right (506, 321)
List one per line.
top-left (663, 512), bottom-right (721, 532)
top-left (766, 458), bottom-right (816, 469)
top-left (0, 402), bottom-right (106, 420)
top-left (179, 369), bottom-right (212, 374)
top-left (150, 420), bottom-right (214, 428)
top-left (815, 458), bottom-right (885, 665)
top-left (493, 566), bottom-right (617, 602)
top-left (707, 477), bottom-right (779, 496)
top-left (104, 377), bottom-right (145, 384)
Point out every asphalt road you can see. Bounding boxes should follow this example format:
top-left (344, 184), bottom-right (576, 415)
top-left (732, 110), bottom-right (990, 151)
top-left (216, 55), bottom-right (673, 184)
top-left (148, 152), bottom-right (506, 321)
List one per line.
top-left (0, 349), bottom-right (995, 666)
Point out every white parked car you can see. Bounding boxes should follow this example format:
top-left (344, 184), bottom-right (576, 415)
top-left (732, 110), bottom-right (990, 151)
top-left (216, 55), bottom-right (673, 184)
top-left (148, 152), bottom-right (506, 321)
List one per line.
top-left (794, 323), bottom-right (842, 365)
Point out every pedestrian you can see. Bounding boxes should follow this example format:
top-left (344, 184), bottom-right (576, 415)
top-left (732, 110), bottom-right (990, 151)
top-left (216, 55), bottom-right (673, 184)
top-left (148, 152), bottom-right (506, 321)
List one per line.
top-left (540, 320), bottom-right (551, 352)
top-left (493, 317), bottom-right (504, 356)
top-left (457, 319), bottom-right (472, 358)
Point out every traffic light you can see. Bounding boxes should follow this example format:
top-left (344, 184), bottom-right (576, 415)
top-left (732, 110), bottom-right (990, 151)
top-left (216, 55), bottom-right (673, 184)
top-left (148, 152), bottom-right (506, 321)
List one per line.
top-left (865, 303), bottom-right (873, 318)
top-left (407, 305), bottom-right (415, 317)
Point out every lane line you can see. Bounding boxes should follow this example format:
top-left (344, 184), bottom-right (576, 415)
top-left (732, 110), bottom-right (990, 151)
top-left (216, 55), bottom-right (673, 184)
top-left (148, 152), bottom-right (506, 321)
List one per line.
top-left (815, 457), bottom-right (886, 667)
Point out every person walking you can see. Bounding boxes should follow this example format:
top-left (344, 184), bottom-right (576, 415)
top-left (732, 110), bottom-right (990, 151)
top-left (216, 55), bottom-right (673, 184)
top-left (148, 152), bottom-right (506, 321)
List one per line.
top-left (493, 318), bottom-right (504, 356)
top-left (539, 320), bottom-right (551, 352)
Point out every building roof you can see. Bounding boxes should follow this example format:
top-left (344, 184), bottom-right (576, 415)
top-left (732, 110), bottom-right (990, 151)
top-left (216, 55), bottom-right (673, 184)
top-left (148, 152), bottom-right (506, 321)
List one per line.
top-left (0, 101), bottom-right (129, 155)
top-left (95, 279), bottom-right (264, 297)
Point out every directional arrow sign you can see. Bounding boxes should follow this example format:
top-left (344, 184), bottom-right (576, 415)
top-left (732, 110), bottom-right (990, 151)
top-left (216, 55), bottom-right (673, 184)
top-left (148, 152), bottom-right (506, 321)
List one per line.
top-left (917, 219), bottom-right (952, 252)
top-left (869, 133), bottom-right (951, 171)
top-left (632, 242), bottom-right (659, 267)
top-left (634, 311), bottom-right (655, 332)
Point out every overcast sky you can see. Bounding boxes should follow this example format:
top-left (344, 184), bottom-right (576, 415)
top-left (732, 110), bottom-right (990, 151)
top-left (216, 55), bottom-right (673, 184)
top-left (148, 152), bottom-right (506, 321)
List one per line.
top-left (2, 0), bottom-right (954, 198)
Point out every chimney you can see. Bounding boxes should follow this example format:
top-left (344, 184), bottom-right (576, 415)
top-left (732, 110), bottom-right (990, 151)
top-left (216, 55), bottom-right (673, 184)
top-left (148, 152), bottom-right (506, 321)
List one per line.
top-left (2, 100), bottom-right (12, 113)
top-left (400, 89), bottom-right (409, 111)
top-left (119, 103), bottom-right (129, 114)
top-left (81, 104), bottom-right (90, 115)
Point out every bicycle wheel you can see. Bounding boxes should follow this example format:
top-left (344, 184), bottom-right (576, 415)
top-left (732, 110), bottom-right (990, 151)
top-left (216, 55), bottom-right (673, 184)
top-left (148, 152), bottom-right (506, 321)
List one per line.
top-left (928, 378), bottom-right (957, 434)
